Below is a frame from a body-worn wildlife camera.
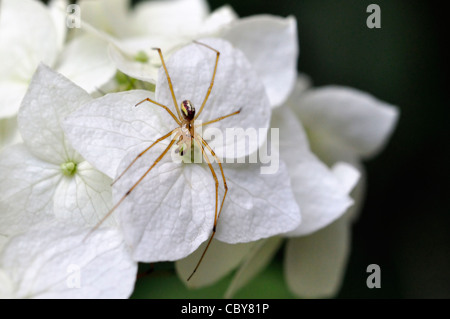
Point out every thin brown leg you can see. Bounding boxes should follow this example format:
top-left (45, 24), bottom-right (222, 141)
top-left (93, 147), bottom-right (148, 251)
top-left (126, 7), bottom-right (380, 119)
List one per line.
top-left (153, 48), bottom-right (182, 121)
top-left (195, 109), bottom-right (241, 128)
top-left (197, 136), bottom-right (228, 221)
top-left (187, 137), bottom-right (219, 281)
top-left (85, 139), bottom-right (176, 240)
top-left (112, 128), bottom-right (177, 186)
top-left (135, 98), bottom-right (181, 125)
top-left (192, 41), bottom-right (220, 121)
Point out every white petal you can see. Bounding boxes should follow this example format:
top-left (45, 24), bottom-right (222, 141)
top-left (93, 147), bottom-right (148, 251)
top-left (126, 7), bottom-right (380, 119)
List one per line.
top-left (284, 214), bottom-right (352, 298)
top-left (107, 37), bottom-right (174, 84)
top-left (130, 0), bottom-right (209, 37)
top-left (307, 128), bottom-right (360, 167)
top-left (273, 106), bottom-right (358, 236)
top-left (114, 148), bottom-right (215, 262)
top-left (0, 144), bottom-right (61, 236)
top-left (157, 38), bottom-right (271, 160)
top-left (0, 220), bottom-right (137, 299)
top-left (55, 34), bottom-right (116, 94)
top-left (63, 89), bottom-right (173, 179)
top-left (18, 64), bottom-right (92, 164)
top-left (78, 0), bottom-right (131, 38)
top-left (53, 161), bottom-right (114, 227)
top-left (222, 15), bottom-right (298, 107)
top-left (0, 0), bottom-right (58, 74)
top-left (199, 5), bottom-right (238, 36)
top-left (73, 9), bottom-right (124, 47)
top-left (105, 5), bottom-right (237, 83)
top-left (345, 162), bottom-right (367, 223)
top-left (285, 161), bottom-right (357, 238)
top-left (175, 239), bottom-right (256, 287)
top-left (292, 86), bottom-right (399, 158)
top-left (0, 269), bottom-right (15, 298)
top-left (114, 145), bottom-right (299, 262)
top-left (78, 0), bottom-right (112, 34)
top-left (0, 236), bottom-right (9, 253)
top-left (332, 162), bottom-right (360, 196)
top-left (295, 73), bottom-right (313, 94)
top-left (215, 161), bottom-right (301, 243)
top-left (102, 0), bottom-right (132, 38)
top-left (0, 0), bottom-right (59, 115)
top-left (225, 236), bottom-right (283, 298)
top-left (48, 0), bottom-right (68, 50)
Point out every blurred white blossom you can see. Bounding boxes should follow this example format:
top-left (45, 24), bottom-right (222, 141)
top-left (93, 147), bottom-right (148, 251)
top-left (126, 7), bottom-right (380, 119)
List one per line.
top-left (0, 220), bottom-right (137, 299)
top-left (281, 79), bottom-right (399, 297)
top-left (175, 75), bottom-right (398, 298)
top-left (0, 0), bottom-right (116, 149)
top-left (0, 64), bottom-right (115, 239)
top-left (78, 0), bottom-right (298, 107)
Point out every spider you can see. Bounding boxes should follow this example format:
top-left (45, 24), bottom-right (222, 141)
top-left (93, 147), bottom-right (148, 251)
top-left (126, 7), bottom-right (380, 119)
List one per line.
top-left (96, 41), bottom-right (241, 281)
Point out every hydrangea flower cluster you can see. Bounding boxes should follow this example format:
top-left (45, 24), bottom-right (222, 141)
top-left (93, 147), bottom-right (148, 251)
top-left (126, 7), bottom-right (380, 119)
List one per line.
top-left (0, 0), bottom-right (398, 299)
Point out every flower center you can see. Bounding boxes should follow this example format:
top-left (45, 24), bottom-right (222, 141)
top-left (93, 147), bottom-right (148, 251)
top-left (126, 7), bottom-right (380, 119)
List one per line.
top-left (134, 50), bottom-right (149, 63)
top-left (115, 71), bottom-right (155, 92)
top-left (61, 161), bottom-right (77, 177)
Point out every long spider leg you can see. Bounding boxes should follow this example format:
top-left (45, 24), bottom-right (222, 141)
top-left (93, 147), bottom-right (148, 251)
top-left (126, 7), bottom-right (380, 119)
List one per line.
top-left (193, 41), bottom-right (220, 121)
top-left (135, 98), bottom-right (181, 125)
top-left (194, 109), bottom-right (241, 128)
top-left (152, 48), bottom-right (182, 121)
top-left (111, 128), bottom-right (177, 186)
top-left (187, 137), bottom-right (219, 281)
top-left (197, 135), bottom-right (228, 221)
top-left (85, 139), bottom-right (176, 241)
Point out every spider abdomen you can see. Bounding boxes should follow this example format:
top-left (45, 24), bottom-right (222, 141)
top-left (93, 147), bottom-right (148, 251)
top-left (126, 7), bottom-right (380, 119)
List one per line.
top-left (181, 100), bottom-right (196, 120)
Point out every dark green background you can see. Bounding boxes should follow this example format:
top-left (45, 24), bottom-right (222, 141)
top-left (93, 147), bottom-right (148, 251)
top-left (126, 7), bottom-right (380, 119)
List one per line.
top-left (214, 0), bottom-right (449, 299)
top-left (206, 0), bottom-right (449, 299)
top-left (57, 0), bottom-right (449, 298)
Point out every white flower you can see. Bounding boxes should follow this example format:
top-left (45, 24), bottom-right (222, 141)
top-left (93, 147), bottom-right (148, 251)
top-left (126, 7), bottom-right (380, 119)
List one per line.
top-left (280, 80), bottom-right (399, 298)
top-left (291, 82), bottom-right (400, 165)
top-left (220, 15), bottom-right (298, 107)
top-left (79, 0), bottom-right (233, 87)
top-left (175, 101), bottom-right (360, 289)
top-left (0, 220), bottom-right (137, 299)
top-left (273, 103), bottom-right (361, 237)
top-left (63, 38), bottom-right (301, 265)
top-left (0, 0), bottom-right (115, 120)
top-left (78, 0), bottom-right (214, 39)
top-left (214, 78), bottom-right (399, 298)
top-left (80, 0), bottom-right (297, 108)
top-left (0, 64), bottom-right (114, 238)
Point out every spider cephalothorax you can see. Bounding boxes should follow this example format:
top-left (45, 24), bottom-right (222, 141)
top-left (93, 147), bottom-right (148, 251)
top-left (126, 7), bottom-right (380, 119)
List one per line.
top-left (175, 100), bottom-right (196, 156)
